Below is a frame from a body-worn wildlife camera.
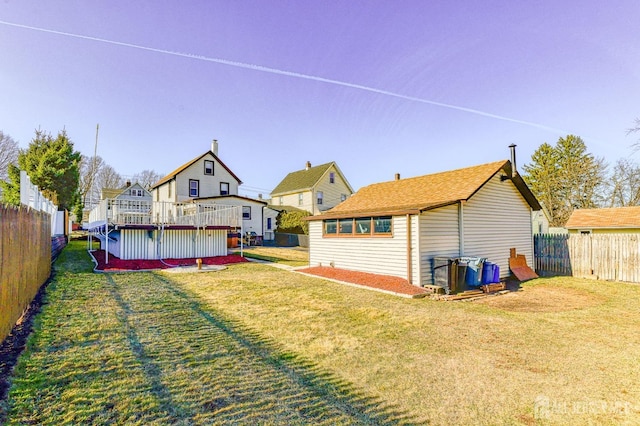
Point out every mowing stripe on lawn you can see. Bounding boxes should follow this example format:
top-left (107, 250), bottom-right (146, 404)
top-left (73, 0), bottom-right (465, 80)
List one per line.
top-left (104, 271), bottom-right (411, 424)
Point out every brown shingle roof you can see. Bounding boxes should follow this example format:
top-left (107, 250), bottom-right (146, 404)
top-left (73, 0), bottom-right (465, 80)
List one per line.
top-left (565, 206), bottom-right (640, 229)
top-left (310, 160), bottom-right (540, 219)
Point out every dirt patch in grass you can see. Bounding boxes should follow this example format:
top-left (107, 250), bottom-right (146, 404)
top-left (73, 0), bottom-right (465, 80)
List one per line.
top-left (475, 285), bottom-right (604, 312)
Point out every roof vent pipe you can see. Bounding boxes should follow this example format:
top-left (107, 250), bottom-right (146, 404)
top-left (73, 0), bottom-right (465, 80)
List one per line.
top-left (509, 144), bottom-right (517, 177)
top-left (395, 173), bottom-right (400, 181)
top-left (212, 139), bottom-right (219, 156)
top-left (305, 161), bottom-right (311, 170)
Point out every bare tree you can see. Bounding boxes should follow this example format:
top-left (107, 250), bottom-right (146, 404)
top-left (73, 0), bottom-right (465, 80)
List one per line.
top-left (132, 169), bottom-right (162, 190)
top-left (95, 165), bottom-right (124, 198)
top-left (628, 118), bottom-right (640, 152)
top-left (605, 158), bottom-right (640, 207)
top-left (78, 154), bottom-right (106, 209)
top-left (0, 131), bottom-right (19, 181)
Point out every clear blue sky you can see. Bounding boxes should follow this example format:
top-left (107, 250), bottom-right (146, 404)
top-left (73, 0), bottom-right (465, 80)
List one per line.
top-left (1, 1), bottom-right (639, 197)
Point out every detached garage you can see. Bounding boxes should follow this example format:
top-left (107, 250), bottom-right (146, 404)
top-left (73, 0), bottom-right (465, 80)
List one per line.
top-left (306, 158), bottom-right (541, 289)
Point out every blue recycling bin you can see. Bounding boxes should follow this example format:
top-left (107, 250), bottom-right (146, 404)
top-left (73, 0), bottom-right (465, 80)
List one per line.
top-left (481, 262), bottom-right (501, 284)
top-left (462, 257), bottom-right (485, 288)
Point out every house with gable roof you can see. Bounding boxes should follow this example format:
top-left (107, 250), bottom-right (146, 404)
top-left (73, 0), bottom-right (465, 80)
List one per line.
top-left (151, 140), bottom-right (242, 203)
top-left (270, 161), bottom-right (354, 215)
top-left (565, 206), bottom-right (640, 234)
top-left (306, 153), bottom-right (541, 289)
top-left (86, 140), bottom-right (259, 261)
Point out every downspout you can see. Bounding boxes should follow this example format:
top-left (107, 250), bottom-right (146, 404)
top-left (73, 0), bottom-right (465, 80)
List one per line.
top-left (458, 201), bottom-right (465, 256)
top-left (406, 214), bottom-right (412, 285)
top-left (415, 212), bottom-right (421, 286)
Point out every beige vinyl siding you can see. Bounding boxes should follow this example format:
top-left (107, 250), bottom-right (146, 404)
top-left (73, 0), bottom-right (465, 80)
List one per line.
top-left (309, 216), bottom-right (409, 279)
top-left (175, 154), bottom-right (240, 202)
top-left (314, 166), bottom-right (352, 212)
top-left (410, 213), bottom-right (421, 285)
top-left (463, 174), bottom-right (533, 278)
top-left (278, 191), bottom-right (314, 213)
top-left (419, 204), bottom-right (460, 285)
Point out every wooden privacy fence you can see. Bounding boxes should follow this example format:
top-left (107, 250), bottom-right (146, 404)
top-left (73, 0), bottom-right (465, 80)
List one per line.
top-left (534, 233), bottom-right (640, 283)
top-left (0, 205), bottom-right (52, 343)
top-left (534, 234), bottom-right (571, 276)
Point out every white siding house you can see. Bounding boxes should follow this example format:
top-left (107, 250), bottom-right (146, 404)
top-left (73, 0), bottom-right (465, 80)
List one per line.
top-left (194, 195), bottom-right (267, 242)
top-left (86, 140), bottom-right (245, 261)
top-left (307, 159), bottom-right (541, 290)
top-left (151, 140), bottom-right (241, 204)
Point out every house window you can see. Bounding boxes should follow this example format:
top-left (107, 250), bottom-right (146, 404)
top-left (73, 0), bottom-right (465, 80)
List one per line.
top-left (220, 182), bottom-right (229, 196)
top-left (204, 160), bottom-right (214, 176)
top-left (130, 188), bottom-right (143, 197)
top-left (267, 217), bottom-right (272, 230)
top-left (324, 219), bottom-right (337, 234)
top-left (279, 196), bottom-right (283, 206)
top-left (338, 218), bottom-right (352, 234)
top-left (373, 217), bottom-right (392, 234)
top-left (324, 216), bottom-right (392, 237)
top-left (329, 172), bottom-right (335, 184)
top-left (355, 217), bottom-right (371, 234)
top-left (189, 179), bottom-right (199, 197)
top-left (317, 191), bottom-right (323, 205)
top-left (298, 193), bottom-right (304, 206)
top-left (242, 206), bottom-right (251, 220)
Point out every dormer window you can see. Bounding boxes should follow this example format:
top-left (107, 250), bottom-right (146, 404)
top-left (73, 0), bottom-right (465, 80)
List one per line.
top-left (204, 160), bottom-right (214, 176)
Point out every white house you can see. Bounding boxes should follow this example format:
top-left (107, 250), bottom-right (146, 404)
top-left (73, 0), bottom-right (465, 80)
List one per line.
top-left (193, 194), bottom-right (267, 244)
top-left (306, 158), bottom-right (541, 290)
top-left (151, 140), bottom-right (242, 203)
top-left (86, 140), bottom-right (246, 261)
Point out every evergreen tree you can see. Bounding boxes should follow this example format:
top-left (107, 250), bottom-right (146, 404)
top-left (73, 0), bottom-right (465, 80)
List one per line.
top-left (523, 135), bottom-right (606, 227)
top-left (0, 129), bottom-right (81, 211)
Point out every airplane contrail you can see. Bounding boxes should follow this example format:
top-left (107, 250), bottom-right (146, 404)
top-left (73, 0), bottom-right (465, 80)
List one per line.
top-left (0, 20), bottom-right (570, 134)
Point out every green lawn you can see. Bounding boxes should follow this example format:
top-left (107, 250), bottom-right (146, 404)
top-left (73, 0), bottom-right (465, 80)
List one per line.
top-left (233, 246), bottom-right (309, 267)
top-left (3, 241), bottom-right (640, 425)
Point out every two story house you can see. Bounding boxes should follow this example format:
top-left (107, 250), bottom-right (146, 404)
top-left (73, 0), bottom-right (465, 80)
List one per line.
top-left (270, 161), bottom-right (354, 215)
top-left (86, 140), bottom-right (262, 261)
top-left (151, 140), bottom-right (242, 202)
